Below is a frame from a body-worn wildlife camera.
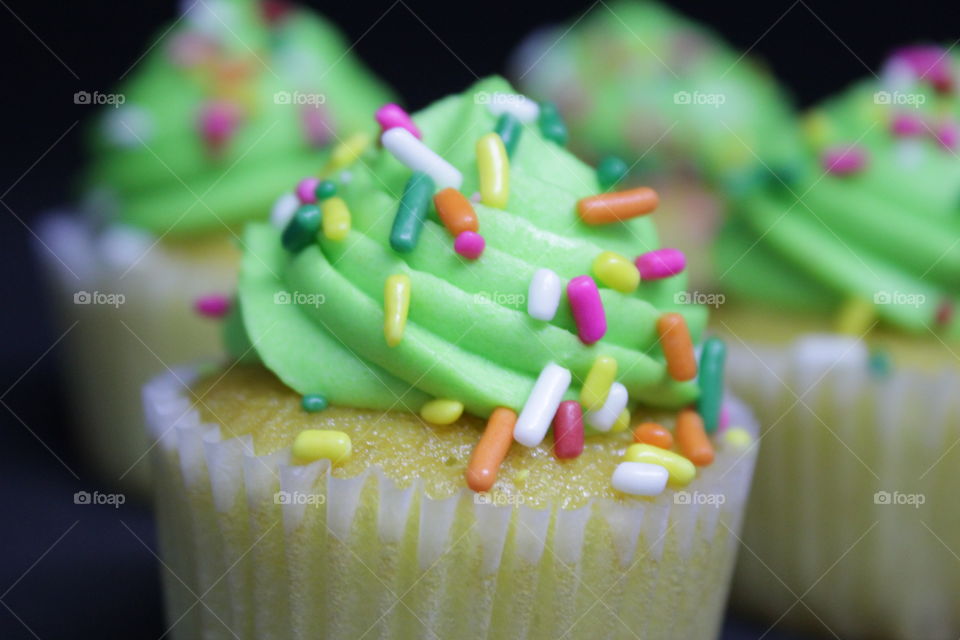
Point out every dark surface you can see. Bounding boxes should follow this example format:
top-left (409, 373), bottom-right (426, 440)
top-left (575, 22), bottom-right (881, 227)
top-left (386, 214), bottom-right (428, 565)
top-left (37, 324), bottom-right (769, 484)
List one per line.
top-left (1, 0), bottom-right (954, 637)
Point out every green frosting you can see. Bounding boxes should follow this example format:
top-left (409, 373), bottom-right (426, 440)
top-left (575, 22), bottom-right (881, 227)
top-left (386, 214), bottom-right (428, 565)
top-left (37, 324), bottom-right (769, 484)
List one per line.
top-left (232, 77), bottom-right (707, 417)
top-left (510, 0), bottom-right (800, 188)
top-left (84, 0), bottom-right (392, 236)
top-left (718, 46), bottom-right (960, 339)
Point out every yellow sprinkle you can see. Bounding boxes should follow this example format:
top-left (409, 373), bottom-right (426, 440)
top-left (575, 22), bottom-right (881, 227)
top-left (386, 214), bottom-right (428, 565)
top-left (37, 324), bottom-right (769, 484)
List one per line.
top-left (384, 274), bottom-right (411, 347)
top-left (324, 132), bottom-right (371, 174)
top-left (611, 408), bottom-right (630, 433)
top-left (802, 110), bottom-right (831, 148)
top-left (580, 355), bottom-right (618, 411)
top-left (515, 469), bottom-right (530, 482)
top-left (624, 443), bottom-right (696, 487)
top-left (724, 427), bottom-right (753, 449)
top-left (476, 132), bottom-right (509, 209)
top-left (420, 398), bottom-right (464, 425)
top-left (292, 429), bottom-right (352, 465)
top-left (321, 196), bottom-right (351, 241)
top-left (592, 251), bottom-right (640, 293)
top-left (834, 297), bottom-right (876, 336)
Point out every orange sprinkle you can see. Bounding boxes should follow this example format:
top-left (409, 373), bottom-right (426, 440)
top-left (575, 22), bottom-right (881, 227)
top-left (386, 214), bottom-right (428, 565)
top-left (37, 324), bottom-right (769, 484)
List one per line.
top-left (656, 312), bottom-right (697, 381)
top-left (434, 187), bottom-right (478, 236)
top-left (466, 407), bottom-right (517, 492)
top-left (633, 422), bottom-right (674, 449)
top-left (676, 409), bottom-right (714, 466)
top-left (577, 187), bottom-right (659, 225)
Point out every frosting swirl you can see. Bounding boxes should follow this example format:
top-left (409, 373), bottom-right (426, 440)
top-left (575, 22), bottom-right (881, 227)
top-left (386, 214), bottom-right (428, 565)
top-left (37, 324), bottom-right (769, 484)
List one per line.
top-left (231, 77), bottom-right (708, 417)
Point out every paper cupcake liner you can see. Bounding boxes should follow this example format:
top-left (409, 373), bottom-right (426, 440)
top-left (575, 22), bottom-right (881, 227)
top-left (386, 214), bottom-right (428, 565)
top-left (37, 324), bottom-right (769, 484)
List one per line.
top-left (145, 367), bottom-right (759, 640)
top-left (35, 213), bottom-right (236, 492)
top-left (724, 334), bottom-right (960, 639)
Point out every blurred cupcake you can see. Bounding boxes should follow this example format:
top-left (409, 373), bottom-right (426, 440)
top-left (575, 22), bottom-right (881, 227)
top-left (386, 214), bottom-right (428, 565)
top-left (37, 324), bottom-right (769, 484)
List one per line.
top-left (714, 45), bottom-right (960, 638)
top-left (509, 0), bottom-right (800, 289)
top-left (35, 0), bottom-right (393, 491)
top-left (148, 77), bottom-right (759, 639)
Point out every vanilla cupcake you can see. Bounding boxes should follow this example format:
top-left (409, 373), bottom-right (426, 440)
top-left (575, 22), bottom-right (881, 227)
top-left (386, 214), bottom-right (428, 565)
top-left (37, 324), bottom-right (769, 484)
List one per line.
top-left (36, 0), bottom-right (392, 491)
top-left (147, 78), bottom-right (759, 639)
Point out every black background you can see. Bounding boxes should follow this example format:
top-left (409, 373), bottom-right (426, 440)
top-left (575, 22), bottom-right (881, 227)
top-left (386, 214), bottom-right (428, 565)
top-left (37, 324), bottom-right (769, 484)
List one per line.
top-left (0, 1), bottom-right (954, 638)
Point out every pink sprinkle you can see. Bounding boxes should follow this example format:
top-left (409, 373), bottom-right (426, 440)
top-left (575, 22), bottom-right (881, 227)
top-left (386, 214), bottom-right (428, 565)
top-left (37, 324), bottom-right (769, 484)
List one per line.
top-left (936, 299), bottom-right (954, 326)
top-left (890, 113), bottom-right (925, 137)
top-left (454, 231), bottom-right (485, 260)
top-left (821, 146), bottom-right (867, 175)
top-left (194, 294), bottom-right (231, 319)
top-left (301, 104), bottom-right (332, 147)
top-left (567, 275), bottom-right (606, 345)
top-left (375, 103), bottom-right (421, 139)
top-left (198, 101), bottom-right (241, 152)
top-left (889, 45), bottom-right (953, 92)
top-left (635, 248), bottom-right (686, 280)
top-left (717, 403), bottom-right (731, 433)
top-left (933, 122), bottom-right (959, 151)
top-left (295, 177), bottom-right (320, 204)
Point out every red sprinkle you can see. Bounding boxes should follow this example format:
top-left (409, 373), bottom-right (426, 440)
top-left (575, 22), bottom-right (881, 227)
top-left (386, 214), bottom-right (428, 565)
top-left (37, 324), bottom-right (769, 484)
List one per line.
top-left (822, 146), bottom-right (867, 175)
top-left (936, 299), bottom-right (954, 326)
top-left (552, 400), bottom-right (584, 459)
top-left (194, 294), bottom-right (231, 319)
top-left (198, 101), bottom-right (241, 153)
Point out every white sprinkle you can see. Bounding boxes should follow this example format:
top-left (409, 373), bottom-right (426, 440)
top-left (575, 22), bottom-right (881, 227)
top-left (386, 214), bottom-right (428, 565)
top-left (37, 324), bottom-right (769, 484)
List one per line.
top-left (527, 268), bottom-right (561, 321)
top-left (585, 382), bottom-right (628, 432)
top-left (612, 462), bottom-right (669, 496)
top-left (514, 362), bottom-right (571, 447)
top-left (486, 93), bottom-right (540, 124)
top-left (101, 105), bottom-right (154, 147)
top-left (339, 170), bottom-right (353, 184)
top-left (97, 224), bottom-right (156, 271)
top-left (269, 192), bottom-right (300, 229)
top-left (381, 127), bottom-right (462, 190)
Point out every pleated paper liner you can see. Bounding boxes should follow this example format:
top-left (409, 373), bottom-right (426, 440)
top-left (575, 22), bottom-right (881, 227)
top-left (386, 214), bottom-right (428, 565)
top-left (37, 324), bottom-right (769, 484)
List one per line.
top-left (725, 334), bottom-right (960, 639)
top-left (145, 367), bottom-right (758, 640)
top-left (35, 214), bottom-right (237, 492)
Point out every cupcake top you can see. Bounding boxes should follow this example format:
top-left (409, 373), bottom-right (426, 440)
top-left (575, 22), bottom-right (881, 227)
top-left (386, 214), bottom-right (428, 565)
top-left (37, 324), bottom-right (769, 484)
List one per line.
top-left (509, 0), bottom-right (800, 189)
top-left (83, 0), bottom-right (392, 237)
top-left (227, 77), bottom-right (731, 494)
top-left (717, 45), bottom-right (960, 341)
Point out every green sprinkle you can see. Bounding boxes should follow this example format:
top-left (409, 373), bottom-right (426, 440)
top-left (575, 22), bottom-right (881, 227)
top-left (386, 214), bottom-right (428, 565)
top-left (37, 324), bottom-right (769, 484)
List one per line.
top-left (537, 101), bottom-right (568, 146)
top-left (281, 204), bottom-right (321, 253)
top-left (597, 156), bottom-right (629, 190)
top-left (301, 393), bottom-right (328, 412)
top-left (696, 337), bottom-right (726, 433)
top-left (868, 349), bottom-right (891, 378)
top-left (390, 172), bottom-right (435, 253)
top-left (494, 113), bottom-right (522, 158)
top-left (314, 180), bottom-right (337, 201)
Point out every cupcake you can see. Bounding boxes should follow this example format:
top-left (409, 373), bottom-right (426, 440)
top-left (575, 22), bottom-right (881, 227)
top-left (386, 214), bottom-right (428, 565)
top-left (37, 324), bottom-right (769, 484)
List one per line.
top-left (35, 0), bottom-right (393, 490)
top-left (509, 0), bottom-right (800, 289)
top-left (714, 46), bottom-right (960, 638)
top-left (147, 78), bottom-right (759, 639)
